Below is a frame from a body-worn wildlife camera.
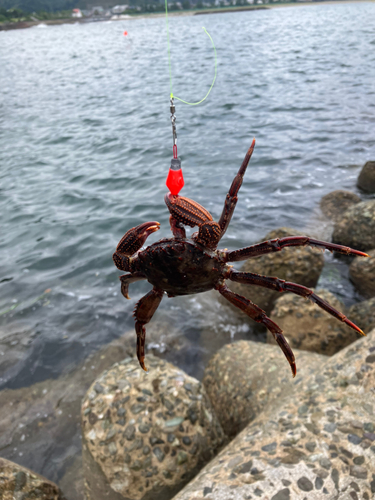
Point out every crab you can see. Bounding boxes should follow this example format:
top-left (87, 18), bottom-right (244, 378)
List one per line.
top-left (113, 139), bottom-right (368, 376)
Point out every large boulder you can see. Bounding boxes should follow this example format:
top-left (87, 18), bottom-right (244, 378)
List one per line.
top-left (202, 340), bottom-right (326, 438)
top-left (0, 325), bottom-right (188, 500)
top-left (227, 228), bottom-right (324, 315)
top-left (0, 457), bottom-right (66, 499)
top-left (357, 161), bottom-right (375, 193)
top-left (269, 289), bottom-right (359, 355)
top-left (320, 190), bottom-right (361, 222)
top-left (349, 249), bottom-right (375, 298)
top-left (81, 355), bottom-right (226, 500)
top-left (348, 297), bottom-right (375, 335)
top-left (332, 200), bottom-right (375, 252)
top-left (171, 330), bottom-right (375, 500)
top-left (0, 334), bottom-right (136, 500)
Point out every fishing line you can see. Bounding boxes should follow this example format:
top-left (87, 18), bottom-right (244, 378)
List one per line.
top-left (165, 9), bottom-right (217, 105)
top-left (164, 0), bottom-right (217, 195)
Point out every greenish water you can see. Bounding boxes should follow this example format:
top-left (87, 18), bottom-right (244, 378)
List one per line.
top-left (0, 2), bottom-right (375, 393)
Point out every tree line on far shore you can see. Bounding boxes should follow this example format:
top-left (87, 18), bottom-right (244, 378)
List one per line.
top-left (0, 0), bottom-right (301, 22)
top-left (0, 0), bottom-right (76, 15)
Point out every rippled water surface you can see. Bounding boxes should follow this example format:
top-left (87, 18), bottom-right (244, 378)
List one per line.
top-left (1, 3), bottom-right (375, 391)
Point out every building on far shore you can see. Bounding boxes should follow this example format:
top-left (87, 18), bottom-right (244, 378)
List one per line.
top-left (71, 8), bottom-right (83, 17)
top-left (112, 5), bottom-right (130, 13)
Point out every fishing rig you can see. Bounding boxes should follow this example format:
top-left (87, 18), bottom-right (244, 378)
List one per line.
top-left (166, 97), bottom-right (184, 196)
top-left (163, 0), bottom-right (217, 197)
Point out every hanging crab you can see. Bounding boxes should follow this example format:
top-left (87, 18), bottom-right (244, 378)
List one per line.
top-left (113, 139), bottom-right (368, 376)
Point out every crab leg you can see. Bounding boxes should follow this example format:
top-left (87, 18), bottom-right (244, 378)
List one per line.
top-left (169, 215), bottom-right (186, 239)
top-left (216, 283), bottom-right (296, 377)
top-left (119, 273), bottom-right (146, 300)
top-left (223, 236), bottom-right (369, 262)
top-left (134, 287), bottom-right (164, 372)
top-left (218, 138), bottom-right (256, 240)
top-left (227, 270), bottom-right (365, 337)
top-left (165, 193), bottom-right (213, 228)
top-left (164, 193), bottom-right (222, 249)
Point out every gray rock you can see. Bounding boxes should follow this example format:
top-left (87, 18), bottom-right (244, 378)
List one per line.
top-left (0, 323), bottom-right (37, 382)
top-left (0, 322), bottom-right (189, 500)
top-left (348, 297), bottom-right (375, 335)
top-left (350, 249), bottom-right (375, 298)
top-left (203, 340), bottom-right (326, 438)
top-left (0, 457), bottom-right (67, 499)
top-left (320, 190), bottom-right (361, 222)
top-left (357, 161), bottom-right (375, 193)
top-left (171, 329), bottom-right (375, 500)
top-left (82, 354), bottom-right (226, 500)
top-left (226, 227), bottom-right (324, 315)
top-left (0, 334), bottom-right (137, 500)
top-left (269, 289), bottom-right (359, 355)
top-left (332, 200), bottom-right (375, 251)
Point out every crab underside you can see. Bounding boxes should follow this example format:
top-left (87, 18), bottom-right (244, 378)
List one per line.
top-left (113, 139), bottom-right (368, 376)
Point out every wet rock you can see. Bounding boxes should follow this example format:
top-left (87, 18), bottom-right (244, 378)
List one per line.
top-left (141, 319), bottom-right (190, 359)
top-left (332, 200), bottom-right (375, 252)
top-left (348, 297), bottom-right (375, 335)
top-left (0, 457), bottom-right (66, 499)
top-left (203, 340), bottom-right (325, 438)
top-left (357, 161), bottom-right (375, 193)
top-left (0, 333), bottom-right (138, 500)
top-left (320, 190), bottom-right (361, 222)
top-left (0, 323), bottom-right (37, 383)
top-left (81, 354), bottom-right (226, 500)
top-left (350, 249), bottom-right (375, 298)
top-left (227, 228), bottom-right (324, 315)
top-left (171, 329), bottom-right (375, 500)
top-left (0, 321), bottom-right (190, 500)
top-left (269, 288), bottom-right (359, 355)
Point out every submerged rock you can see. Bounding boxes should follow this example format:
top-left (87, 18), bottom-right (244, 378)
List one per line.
top-left (171, 329), bottom-right (375, 500)
top-left (350, 249), bottom-right (375, 298)
top-left (227, 227), bottom-right (324, 315)
top-left (320, 190), bottom-right (361, 222)
top-left (332, 200), bottom-right (375, 251)
top-left (0, 457), bottom-right (66, 499)
top-left (202, 340), bottom-right (326, 438)
top-left (81, 354), bottom-right (226, 500)
top-left (357, 161), bottom-right (375, 193)
top-left (269, 289), bottom-right (359, 356)
top-left (349, 297), bottom-right (375, 335)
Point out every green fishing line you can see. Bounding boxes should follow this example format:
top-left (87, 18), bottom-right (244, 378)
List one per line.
top-left (165, 0), bottom-right (217, 105)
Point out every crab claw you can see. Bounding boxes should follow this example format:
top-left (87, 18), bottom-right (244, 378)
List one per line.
top-left (116, 221), bottom-right (160, 257)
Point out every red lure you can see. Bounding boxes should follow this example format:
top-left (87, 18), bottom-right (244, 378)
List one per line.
top-left (166, 147), bottom-right (184, 196)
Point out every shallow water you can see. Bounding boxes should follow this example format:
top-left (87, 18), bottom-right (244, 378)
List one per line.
top-left (1, 3), bottom-right (375, 393)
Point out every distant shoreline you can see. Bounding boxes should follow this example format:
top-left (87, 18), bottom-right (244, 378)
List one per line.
top-left (0, 0), bottom-right (373, 31)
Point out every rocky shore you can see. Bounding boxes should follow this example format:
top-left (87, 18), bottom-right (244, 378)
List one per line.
top-left (0, 17), bottom-right (89, 31)
top-left (0, 6), bottom-right (265, 31)
top-left (1, 159), bottom-right (375, 499)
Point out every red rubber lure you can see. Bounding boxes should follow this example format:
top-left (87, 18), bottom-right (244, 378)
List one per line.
top-left (166, 155), bottom-right (184, 195)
